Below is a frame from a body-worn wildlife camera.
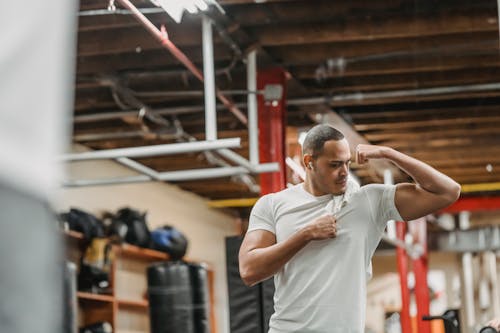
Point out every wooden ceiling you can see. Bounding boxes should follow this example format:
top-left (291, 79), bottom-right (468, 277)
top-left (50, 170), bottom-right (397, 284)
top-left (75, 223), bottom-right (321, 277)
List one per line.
top-left (73, 0), bottom-right (500, 207)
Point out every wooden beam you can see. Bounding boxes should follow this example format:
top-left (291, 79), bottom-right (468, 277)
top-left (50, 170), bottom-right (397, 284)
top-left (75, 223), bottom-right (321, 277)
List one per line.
top-left (226, 0), bottom-right (495, 26)
top-left (354, 115), bottom-right (500, 131)
top-left (76, 47), bottom-right (232, 74)
top-left (363, 124), bottom-right (500, 143)
top-left (252, 11), bottom-right (497, 46)
top-left (268, 35), bottom-right (498, 67)
top-left (291, 54), bottom-right (500, 79)
top-left (303, 67), bottom-right (500, 93)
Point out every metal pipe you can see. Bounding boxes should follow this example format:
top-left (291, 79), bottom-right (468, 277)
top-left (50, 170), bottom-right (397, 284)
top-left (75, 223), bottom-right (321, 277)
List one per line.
top-left (61, 138), bottom-right (241, 161)
top-left (485, 251), bottom-right (500, 318)
top-left (288, 82), bottom-right (500, 105)
top-left (78, 8), bottom-right (164, 16)
top-left (75, 81), bottom-right (500, 124)
top-left (216, 148), bottom-right (279, 172)
top-left (384, 169), bottom-right (397, 240)
top-left (115, 157), bottom-right (161, 180)
top-left (247, 50), bottom-right (259, 165)
top-left (63, 166), bottom-right (250, 187)
top-left (132, 90), bottom-right (262, 97)
top-left (202, 16), bottom-right (217, 141)
top-left (74, 130), bottom-right (146, 141)
top-left (114, 0), bottom-right (248, 125)
top-left (459, 211), bottom-right (476, 332)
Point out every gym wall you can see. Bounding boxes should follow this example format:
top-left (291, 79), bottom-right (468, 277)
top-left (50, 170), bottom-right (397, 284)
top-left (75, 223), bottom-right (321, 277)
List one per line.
top-left (56, 145), bottom-right (240, 333)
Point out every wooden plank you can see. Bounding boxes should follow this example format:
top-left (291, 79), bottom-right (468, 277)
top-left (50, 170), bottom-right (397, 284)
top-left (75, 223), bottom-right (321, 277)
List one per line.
top-left (252, 11), bottom-right (497, 46)
top-left (363, 124), bottom-right (500, 142)
top-left (303, 67), bottom-right (500, 94)
top-left (226, 0), bottom-right (495, 26)
top-left (267, 32), bottom-right (498, 65)
top-left (291, 54), bottom-right (500, 79)
top-left (76, 47), bottom-right (232, 74)
top-left (354, 115), bottom-right (500, 131)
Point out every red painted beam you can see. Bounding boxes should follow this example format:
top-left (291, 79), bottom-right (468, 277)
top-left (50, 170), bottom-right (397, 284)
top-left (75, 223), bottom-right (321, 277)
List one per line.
top-left (396, 221), bottom-right (412, 333)
top-left (258, 68), bottom-right (287, 195)
top-left (410, 219), bottom-right (431, 333)
top-left (441, 196), bottom-right (500, 213)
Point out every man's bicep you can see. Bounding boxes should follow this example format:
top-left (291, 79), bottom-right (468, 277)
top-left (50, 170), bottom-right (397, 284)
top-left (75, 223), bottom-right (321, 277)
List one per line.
top-left (395, 183), bottom-right (451, 221)
top-left (240, 229), bottom-right (276, 255)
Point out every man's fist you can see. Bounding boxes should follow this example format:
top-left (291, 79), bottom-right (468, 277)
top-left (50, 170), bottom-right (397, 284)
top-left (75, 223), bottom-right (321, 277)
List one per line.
top-left (355, 144), bottom-right (391, 165)
top-left (304, 215), bottom-right (337, 241)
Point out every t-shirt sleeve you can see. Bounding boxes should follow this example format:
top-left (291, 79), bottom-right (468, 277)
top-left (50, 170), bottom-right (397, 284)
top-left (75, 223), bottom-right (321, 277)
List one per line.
top-left (365, 184), bottom-right (404, 232)
top-left (247, 194), bottom-right (276, 234)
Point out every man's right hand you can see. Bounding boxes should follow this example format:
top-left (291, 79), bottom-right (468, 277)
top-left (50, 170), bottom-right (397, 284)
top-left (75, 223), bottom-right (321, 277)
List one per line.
top-left (303, 215), bottom-right (337, 240)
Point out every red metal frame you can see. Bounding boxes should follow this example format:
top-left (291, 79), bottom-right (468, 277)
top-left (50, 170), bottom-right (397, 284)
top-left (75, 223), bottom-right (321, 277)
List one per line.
top-left (441, 196), bottom-right (500, 213)
top-left (257, 68), bottom-right (287, 194)
top-left (396, 221), bottom-right (412, 333)
top-left (410, 219), bottom-right (431, 333)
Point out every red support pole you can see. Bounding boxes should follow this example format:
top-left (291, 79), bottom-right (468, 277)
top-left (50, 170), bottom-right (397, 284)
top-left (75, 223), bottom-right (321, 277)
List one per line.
top-left (396, 221), bottom-right (412, 333)
top-left (410, 218), bottom-right (431, 333)
top-left (441, 196), bottom-right (500, 213)
top-left (257, 68), bottom-right (287, 195)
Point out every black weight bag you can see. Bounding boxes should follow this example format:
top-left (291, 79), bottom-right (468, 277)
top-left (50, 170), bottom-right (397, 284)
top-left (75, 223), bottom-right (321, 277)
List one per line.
top-left (108, 207), bottom-right (150, 248)
top-left (60, 208), bottom-right (105, 241)
top-left (147, 261), bottom-right (210, 333)
top-left (150, 225), bottom-right (188, 260)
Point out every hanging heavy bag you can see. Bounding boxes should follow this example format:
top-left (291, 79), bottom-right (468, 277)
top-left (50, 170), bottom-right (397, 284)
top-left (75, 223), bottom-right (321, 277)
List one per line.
top-left (108, 207), bottom-right (150, 248)
top-left (147, 261), bottom-right (210, 333)
top-left (150, 225), bottom-right (188, 260)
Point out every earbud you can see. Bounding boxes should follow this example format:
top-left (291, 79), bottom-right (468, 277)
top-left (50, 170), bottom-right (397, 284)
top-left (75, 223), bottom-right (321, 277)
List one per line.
top-left (308, 162), bottom-right (314, 170)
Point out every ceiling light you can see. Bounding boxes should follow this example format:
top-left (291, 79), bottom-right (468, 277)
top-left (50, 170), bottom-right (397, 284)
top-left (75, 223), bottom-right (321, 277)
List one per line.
top-left (151, 0), bottom-right (223, 23)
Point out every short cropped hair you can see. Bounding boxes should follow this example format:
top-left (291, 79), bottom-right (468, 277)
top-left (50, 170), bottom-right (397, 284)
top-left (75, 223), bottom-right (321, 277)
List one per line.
top-left (302, 124), bottom-right (345, 157)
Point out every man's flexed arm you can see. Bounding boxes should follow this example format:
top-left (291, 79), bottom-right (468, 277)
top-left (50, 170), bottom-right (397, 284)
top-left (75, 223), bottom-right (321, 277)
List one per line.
top-left (356, 144), bottom-right (461, 221)
top-left (239, 215), bottom-right (337, 286)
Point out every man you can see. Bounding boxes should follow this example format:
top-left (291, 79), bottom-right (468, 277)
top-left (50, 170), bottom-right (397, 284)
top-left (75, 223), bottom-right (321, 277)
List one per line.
top-left (239, 124), bottom-right (460, 333)
top-left (0, 1), bottom-right (77, 332)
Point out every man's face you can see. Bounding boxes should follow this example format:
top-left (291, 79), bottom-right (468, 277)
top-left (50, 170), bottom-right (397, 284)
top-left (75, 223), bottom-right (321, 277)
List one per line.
top-left (310, 139), bottom-right (351, 195)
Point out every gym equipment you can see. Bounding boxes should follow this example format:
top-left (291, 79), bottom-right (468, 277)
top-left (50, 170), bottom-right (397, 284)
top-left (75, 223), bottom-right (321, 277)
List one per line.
top-left (108, 207), bottom-right (150, 248)
top-left (422, 309), bottom-right (460, 333)
top-left (60, 208), bottom-right (105, 241)
top-left (225, 236), bottom-right (274, 333)
top-left (63, 262), bottom-right (78, 333)
top-left (479, 327), bottom-right (499, 333)
top-left (150, 225), bottom-right (188, 260)
top-left (79, 321), bottom-right (112, 333)
top-left (147, 261), bottom-right (210, 333)
top-left (78, 238), bottom-right (112, 293)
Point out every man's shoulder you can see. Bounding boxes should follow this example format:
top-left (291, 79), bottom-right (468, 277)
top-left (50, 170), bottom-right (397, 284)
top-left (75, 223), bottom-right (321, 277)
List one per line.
top-left (255, 184), bottom-right (303, 206)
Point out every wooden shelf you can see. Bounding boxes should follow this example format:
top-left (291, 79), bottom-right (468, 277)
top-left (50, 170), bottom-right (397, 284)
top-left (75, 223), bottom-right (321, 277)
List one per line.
top-left (117, 298), bottom-right (149, 308)
top-left (114, 243), bottom-right (170, 261)
top-left (77, 291), bottom-right (114, 303)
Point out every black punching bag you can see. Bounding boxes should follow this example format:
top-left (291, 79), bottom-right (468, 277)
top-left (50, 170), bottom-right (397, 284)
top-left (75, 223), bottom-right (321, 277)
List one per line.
top-left (148, 261), bottom-right (210, 333)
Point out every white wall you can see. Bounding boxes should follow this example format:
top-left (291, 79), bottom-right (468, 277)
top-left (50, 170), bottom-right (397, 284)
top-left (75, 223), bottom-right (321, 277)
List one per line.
top-left (56, 153), bottom-right (239, 333)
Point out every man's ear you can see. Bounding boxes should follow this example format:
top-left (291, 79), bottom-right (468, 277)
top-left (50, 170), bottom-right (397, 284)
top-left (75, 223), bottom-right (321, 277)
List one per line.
top-left (304, 154), bottom-right (313, 170)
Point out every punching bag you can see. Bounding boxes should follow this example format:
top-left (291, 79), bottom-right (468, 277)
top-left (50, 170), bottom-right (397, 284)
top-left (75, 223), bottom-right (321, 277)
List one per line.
top-left (148, 261), bottom-right (210, 333)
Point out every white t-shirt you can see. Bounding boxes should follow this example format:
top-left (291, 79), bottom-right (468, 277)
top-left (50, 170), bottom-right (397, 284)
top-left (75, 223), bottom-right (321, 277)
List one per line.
top-left (247, 182), bottom-right (403, 333)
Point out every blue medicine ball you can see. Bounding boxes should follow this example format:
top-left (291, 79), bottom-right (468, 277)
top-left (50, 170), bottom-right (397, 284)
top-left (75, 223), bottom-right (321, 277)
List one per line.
top-left (150, 226), bottom-right (188, 260)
